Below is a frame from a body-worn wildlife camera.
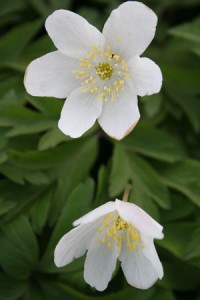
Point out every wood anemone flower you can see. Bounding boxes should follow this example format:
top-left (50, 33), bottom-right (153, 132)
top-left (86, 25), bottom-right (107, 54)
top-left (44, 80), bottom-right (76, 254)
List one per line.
top-left (24, 2), bottom-right (162, 140)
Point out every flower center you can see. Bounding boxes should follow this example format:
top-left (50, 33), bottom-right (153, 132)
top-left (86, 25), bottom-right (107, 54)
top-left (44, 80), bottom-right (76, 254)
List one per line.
top-left (95, 62), bottom-right (114, 80)
top-left (98, 213), bottom-right (140, 254)
top-left (72, 45), bottom-right (131, 102)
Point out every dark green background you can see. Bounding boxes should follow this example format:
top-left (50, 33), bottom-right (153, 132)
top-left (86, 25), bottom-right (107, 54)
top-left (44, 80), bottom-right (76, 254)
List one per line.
top-left (0, 0), bottom-right (200, 299)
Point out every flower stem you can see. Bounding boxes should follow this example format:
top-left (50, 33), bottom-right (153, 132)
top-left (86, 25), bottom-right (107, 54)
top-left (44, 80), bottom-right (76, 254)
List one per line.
top-left (122, 184), bottom-right (132, 202)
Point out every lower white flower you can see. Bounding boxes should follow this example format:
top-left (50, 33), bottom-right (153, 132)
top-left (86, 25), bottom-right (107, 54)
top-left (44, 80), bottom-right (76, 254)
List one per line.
top-left (54, 199), bottom-right (164, 291)
top-left (24, 1), bottom-right (162, 140)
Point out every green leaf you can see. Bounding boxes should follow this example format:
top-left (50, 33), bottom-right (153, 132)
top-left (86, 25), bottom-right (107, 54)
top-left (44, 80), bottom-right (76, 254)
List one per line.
top-left (27, 96), bottom-right (63, 117)
top-left (110, 144), bottom-right (170, 209)
top-left (157, 159), bottom-right (200, 184)
top-left (0, 20), bottom-right (42, 64)
top-left (38, 128), bottom-right (69, 151)
top-left (159, 160), bottom-right (200, 206)
top-left (31, 187), bottom-right (54, 234)
top-left (161, 261), bottom-right (200, 291)
top-left (40, 179), bottom-right (94, 273)
top-left (94, 165), bottom-right (109, 206)
top-left (130, 186), bottom-right (160, 221)
top-left (150, 287), bottom-right (176, 300)
top-left (7, 138), bottom-right (96, 171)
top-left (0, 180), bottom-right (47, 223)
top-left (0, 199), bottom-right (16, 216)
top-left (129, 154), bottom-right (170, 209)
top-left (158, 222), bottom-right (195, 258)
top-left (161, 193), bottom-right (194, 222)
top-left (0, 103), bottom-right (55, 136)
top-left (0, 0), bottom-right (26, 17)
top-left (169, 17), bottom-right (200, 44)
top-left (0, 271), bottom-right (26, 300)
top-left (185, 226), bottom-right (200, 260)
top-left (0, 215), bottom-right (39, 279)
top-left (109, 143), bottom-right (131, 197)
top-left (123, 124), bottom-right (185, 162)
top-left (143, 94), bottom-right (163, 118)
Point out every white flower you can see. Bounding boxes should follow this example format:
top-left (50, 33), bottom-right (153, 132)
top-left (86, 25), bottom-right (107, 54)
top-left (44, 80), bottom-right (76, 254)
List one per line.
top-left (24, 1), bottom-right (162, 140)
top-left (54, 199), bottom-right (164, 291)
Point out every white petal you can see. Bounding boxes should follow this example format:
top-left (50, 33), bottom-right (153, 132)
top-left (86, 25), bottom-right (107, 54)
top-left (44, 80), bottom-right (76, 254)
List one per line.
top-left (54, 220), bottom-right (100, 267)
top-left (73, 202), bottom-right (116, 226)
top-left (98, 86), bottom-right (140, 140)
top-left (103, 2), bottom-right (157, 60)
top-left (120, 241), bottom-right (160, 289)
top-left (24, 51), bottom-right (80, 98)
top-left (58, 87), bottom-right (103, 138)
top-left (84, 233), bottom-right (118, 291)
top-left (142, 235), bottom-right (163, 279)
top-left (116, 199), bottom-right (163, 239)
top-left (128, 56), bottom-right (162, 96)
top-left (45, 10), bottom-right (105, 59)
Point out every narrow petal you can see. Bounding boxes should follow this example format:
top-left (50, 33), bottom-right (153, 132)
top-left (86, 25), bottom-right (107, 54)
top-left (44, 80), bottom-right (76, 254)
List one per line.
top-left (58, 87), bottom-right (103, 138)
top-left (142, 235), bottom-right (163, 279)
top-left (98, 86), bottom-right (140, 140)
top-left (120, 241), bottom-right (160, 289)
top-left (103, 2), bottom-right (157, 60)
top-left (54, 220), bottom-right (100, 267)
top-left (45, 10), bottom-right (105, 59)
top-left (128, 56), bottom-right (162, 96)
top-left (24, 51), bottom-right (80, 98)
top-left (116, 199), bottom-right (163, 239)
top-left (84, 233), bottom-right (118, 291)
top-left (73, 202), bottom-right (116, 226)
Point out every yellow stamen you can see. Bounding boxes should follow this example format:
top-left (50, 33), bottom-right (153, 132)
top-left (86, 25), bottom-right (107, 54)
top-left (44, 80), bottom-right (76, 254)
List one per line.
top-left (97, 213), bottom-right (140, 254)
top-left (72, 45), bottom-right (131, 102)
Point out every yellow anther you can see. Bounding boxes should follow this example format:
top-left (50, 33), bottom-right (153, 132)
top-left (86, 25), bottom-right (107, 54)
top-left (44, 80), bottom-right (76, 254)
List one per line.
top-left (72, 44), bottom-right (131, 102)
top-left (97, 213), bottom-right (140, 253)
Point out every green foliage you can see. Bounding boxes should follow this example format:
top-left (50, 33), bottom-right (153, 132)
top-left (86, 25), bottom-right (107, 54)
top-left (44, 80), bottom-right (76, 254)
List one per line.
top-left (0, 0), bottom-right (200, 299)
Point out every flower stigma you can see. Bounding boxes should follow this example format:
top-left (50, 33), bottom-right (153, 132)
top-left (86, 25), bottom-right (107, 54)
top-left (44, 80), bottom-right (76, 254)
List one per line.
top-left (72, 45), bottom-right (131, 102)
top-left (95, 62), bottom-right (114, 80)
top-left (98, 213), bottom-right (140, 254)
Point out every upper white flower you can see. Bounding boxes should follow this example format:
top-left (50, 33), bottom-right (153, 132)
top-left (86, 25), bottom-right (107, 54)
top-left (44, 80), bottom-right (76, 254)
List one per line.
top-left (54, 199), bottom-right (164, 291)
top-left (24, 1), bottom-right (162, 140)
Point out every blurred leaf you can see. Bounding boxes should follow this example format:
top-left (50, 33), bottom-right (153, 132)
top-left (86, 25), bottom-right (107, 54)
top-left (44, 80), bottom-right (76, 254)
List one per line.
top-left (110, 143), bottom-right (170, 209)
top-left (94, 165), bottom-right (109, 206)
top-left (0, 215), bottom-right (39, 279)
top-left (169, 17), bottom-right (200, 44)
top-left (142, 94), bottom-right (163, 118)
top-left (161, 193), bottom-right (194, 222)
top-left (158, 159), bottom-right (200, 184)
top-left (158, 222), bottom-right (195, 258)
top-left (0, 180), bottom-right (48, 222)
top-left (27, 96), bottom-right (63, 117)
top-left (185, 226), bottom-right (200, 261)
top-left (0, 199), bottom-right (16, 216)
top-left (23, 283), bottom-right (45, 300)
top-left (123, 124), bottom-right (185, 162)
top-left (0, 103), bottom-right (55, 136)
top-left (161, 261), bottom-right (200, 291)
top-left (38, 128), bottom-right (69, 151)
top-left (0, 272), bottom-right (26, 300)
top-left (150, 287), bottom-right (175, 300)
top-left (130, 187), bottom-right (160, 221)
top-left (109, 143), bottom-right (131, 197)
top-left (0, 20), bottom-right (42, 65)
top-left (40, 179), bottom-right (94, 273)
top-left (31, 186), bottom-right (54, 234)
top-left (49, 179), bottom-right (94, 251)
top-left (158, 162), bottom-right (200, 207)
top-left (0, 0), bottom-right (26, 17)
top-left (129, 154), bottom-right (170, 209)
